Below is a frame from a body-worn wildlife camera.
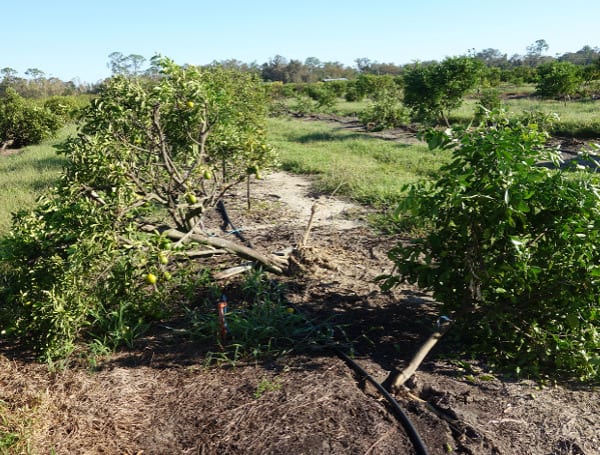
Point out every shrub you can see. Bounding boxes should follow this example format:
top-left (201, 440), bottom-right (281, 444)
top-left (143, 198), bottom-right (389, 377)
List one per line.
top-left (474, 88), bottom-right (504, 121)
top-left (536, 61), bottom-right (583, 99)
top-left (303, 83), bottom-right (337, 110)
top-left (0, 58), bottom-right (277, 359)
top-left (359, 90), bottom-right (409, 131)
top-left (403, 57), bottom-right (483, 125)
top-left (0, 89), bottom-right (61, 148)
top-left (43, 96), bottom-right (83, 121)
top-left (382, 110), bottom-right (600, 381)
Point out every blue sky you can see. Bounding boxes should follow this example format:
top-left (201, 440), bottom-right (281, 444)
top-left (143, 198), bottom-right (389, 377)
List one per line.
top-left (1, 0), bottom-right (598, 83)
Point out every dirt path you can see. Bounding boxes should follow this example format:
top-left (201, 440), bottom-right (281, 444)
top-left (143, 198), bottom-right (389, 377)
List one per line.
top-left (248, 170), bottom-right (366, 231)
top-left (1, 170), bottom-right (599, 454)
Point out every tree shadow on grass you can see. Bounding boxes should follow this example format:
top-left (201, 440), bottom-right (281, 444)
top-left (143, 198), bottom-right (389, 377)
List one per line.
top-left (294, 131), bottom-right (366, 143)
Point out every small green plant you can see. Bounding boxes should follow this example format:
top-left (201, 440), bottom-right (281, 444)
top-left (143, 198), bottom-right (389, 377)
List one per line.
top-left (359, 90), bottom-right (409, 131)
top-left (187, 272), bottom-right (331, 365)
top-left (383, 109), bottom-right (600, 381)
top-left (254, 377), bottom-right (282, 399)
top-left (0, 396), bottom-right (36, 454)
top-left (477, 88), bottom-right (503, 111)
top-left (303, 83), bottom-right (337, 111)
top-left (290, 94), bottom-right (317, 116)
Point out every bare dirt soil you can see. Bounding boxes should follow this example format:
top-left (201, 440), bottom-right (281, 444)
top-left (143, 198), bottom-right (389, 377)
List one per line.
top-left (1, 131), bottom-right (600, 454)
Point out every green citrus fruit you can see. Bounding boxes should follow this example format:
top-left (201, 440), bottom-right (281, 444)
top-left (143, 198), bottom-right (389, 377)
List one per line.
top-left (145, 273), bottom-right (158, 285)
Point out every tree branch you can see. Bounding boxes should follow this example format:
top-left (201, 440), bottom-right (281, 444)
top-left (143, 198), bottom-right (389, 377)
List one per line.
top-left (140, 224), bottom-right (284, 274)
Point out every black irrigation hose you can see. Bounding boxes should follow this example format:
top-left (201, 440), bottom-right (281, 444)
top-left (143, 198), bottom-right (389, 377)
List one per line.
top-left (334, 347), bottom-right (430, 455)
top-left (284, 297), bottom-right (429, 455)
top-left (216, 199), bottom-right (253, 248)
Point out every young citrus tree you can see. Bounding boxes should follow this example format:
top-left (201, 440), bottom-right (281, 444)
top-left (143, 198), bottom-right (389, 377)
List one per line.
top-left (383, 110), bottom-right (600, 381)
top-left (536, 61), bottom-right (583, 99)
top-left (403, 56), bottom-right (483, 126)
top-left (0, 58), bottom-right (277, 359)
top-left (0, 88), bottom-right (62, 149)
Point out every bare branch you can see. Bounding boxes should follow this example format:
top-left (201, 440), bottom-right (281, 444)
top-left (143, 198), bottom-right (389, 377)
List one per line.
top-left (141, 224), bottom-right (284, 274)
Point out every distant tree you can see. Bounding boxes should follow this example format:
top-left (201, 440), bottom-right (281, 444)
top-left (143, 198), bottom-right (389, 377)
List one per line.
top-left (304, 57), bottom-right (323, 82)
top-left (355, 57), bottom-right (372, 73)
top-left (108, 52), bottom-right (129, 75)
top-left (261, 55), bottom-right (288, 82)
top-left (558, 45), bottom-right (600, 65)
top-left (0, 67), bottom-right (20, 95)
top-left (23, 68), bottom-right (48, 97)
top-left (108, 52), bottom-right (148, 77)
top-left (304, 57), bottom-right (321, 70)
top-left (1, 67), bottom-right (18, 81)
top-left (285, 59), bottom-right (308, 83)
top-left (474, 48), bottom-right (508, 68)
top-left (525, 39), bottom-right (550, 67)
top-left (581, 59), bottom-right (600, 86)
top-left (403, 56), bottom-right (484, 125)
top-left (25, 68), bottom-right (45, 80)
top-left (128, 54), bottom-right (146, 76)
top-left (320, 61), bottom-right (353, 80)
top-left (207, 59), bottom-right (260, 75)
top-left (354, 57), bottom-right (402, 75)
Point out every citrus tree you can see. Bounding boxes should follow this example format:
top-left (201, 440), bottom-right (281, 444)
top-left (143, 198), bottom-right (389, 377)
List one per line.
top-left (0, 58), bottom-right (278, 359)
top-left (383, 110), bottom-right (600, 381)
top-left (0, 88), bottom-right (61, 149)
top-left (536, 61), bottom-right (583, 99)
top-left (403, 56), bottom-right (483, 125)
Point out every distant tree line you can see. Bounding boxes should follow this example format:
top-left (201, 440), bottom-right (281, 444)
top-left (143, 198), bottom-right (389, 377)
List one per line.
top-left (0, 67), bottom-right (94, 98)
top-left (103, 42), bottom-right (600, 85)
top-left (1, 41), bottom-right (599, 100)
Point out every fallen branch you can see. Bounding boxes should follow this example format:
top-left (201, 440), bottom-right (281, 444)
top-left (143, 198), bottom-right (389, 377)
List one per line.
top-left (184, 248), bottom-right (228, 258)
top-left (385, 317), bottom-right (453, 393)
top-left (213, 263), bottom-right (254, 280)
top-left (140, 224), bottom-right (284, 274)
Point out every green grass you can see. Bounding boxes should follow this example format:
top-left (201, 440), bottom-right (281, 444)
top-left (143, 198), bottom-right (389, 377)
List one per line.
top-left (451, 87), bottom-right (600, 137)
top-left (267, 116), bottom-right (447, 207)
top-left (0, 125), bottom-right (73, 234)
top-left (332, 99), bottom-right (369, 116)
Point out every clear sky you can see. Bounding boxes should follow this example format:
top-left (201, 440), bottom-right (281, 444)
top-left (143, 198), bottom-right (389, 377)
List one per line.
top-left (1, 0), bottom-right (598, 83)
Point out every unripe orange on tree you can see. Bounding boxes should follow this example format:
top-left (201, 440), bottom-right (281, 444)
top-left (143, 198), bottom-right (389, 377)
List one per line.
top-left (145, 273), bottom-right (158, 285)
top-left (203, 169), bottom-right (213, 180)
top-left (187, 101), bottom-right (194, 108)
top-left (186, 193), bottom-right (197, 204)
top-left (158, 253), bottom-right (169, 265)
